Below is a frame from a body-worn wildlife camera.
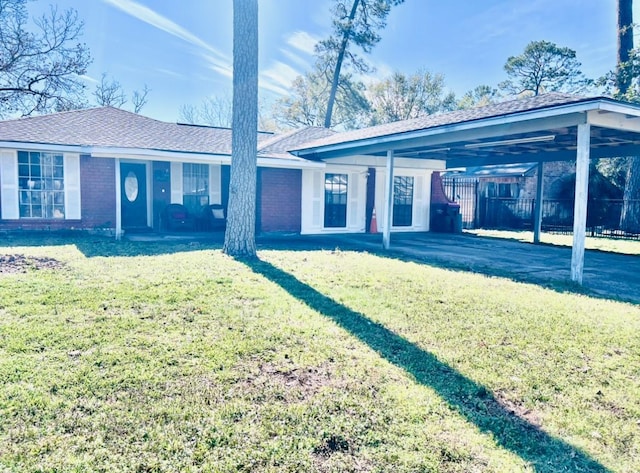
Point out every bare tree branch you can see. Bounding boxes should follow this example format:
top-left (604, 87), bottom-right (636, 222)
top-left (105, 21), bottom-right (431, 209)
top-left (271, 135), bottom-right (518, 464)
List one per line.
top-left (132, 84), bottom-right (150, 113)
top-left (0, 0), bottom-right (91, 117)
top-left (93, 73), bottom-right (126, 107)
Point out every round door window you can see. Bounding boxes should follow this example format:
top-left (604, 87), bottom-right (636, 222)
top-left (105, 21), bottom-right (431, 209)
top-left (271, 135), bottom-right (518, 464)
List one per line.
top-left (124, 171), bottom-right (139, 202)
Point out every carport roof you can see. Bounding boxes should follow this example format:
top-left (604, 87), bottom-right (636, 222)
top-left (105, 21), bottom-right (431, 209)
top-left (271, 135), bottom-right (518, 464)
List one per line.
top-left (290, 93), bottom-right (640, 168)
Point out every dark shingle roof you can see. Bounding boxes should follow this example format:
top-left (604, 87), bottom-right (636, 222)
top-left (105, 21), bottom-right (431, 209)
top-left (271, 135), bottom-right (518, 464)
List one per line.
top-left (291, 93), bottom-right (601, 152)
top-left (0, 106), bottom-right (274, 155)
top-left (258, 127), bottom-right (336, 156)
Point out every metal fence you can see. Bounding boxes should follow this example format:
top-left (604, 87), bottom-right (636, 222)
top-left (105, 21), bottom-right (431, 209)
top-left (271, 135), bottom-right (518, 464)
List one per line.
top-left (480, 198), bottom-right (640, 239)
top-left (441, 176), bottom-right (640, 238)
top-left (442, 177), bottom-right (477, 229)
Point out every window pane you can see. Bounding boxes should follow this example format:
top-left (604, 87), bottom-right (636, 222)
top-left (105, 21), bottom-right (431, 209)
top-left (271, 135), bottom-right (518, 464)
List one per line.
top-left (20, 204), bottom-right (29, 218)
top-left (17, 151), bottom-right (64, 219)
top-left (393, 176), bottom-right (414, 227)
top-left (324, 173), bottom-right (348, 228)
top-left (30, 164), bottom-right (41, 178)
top-left (182, 163), bottom-right (209, 214)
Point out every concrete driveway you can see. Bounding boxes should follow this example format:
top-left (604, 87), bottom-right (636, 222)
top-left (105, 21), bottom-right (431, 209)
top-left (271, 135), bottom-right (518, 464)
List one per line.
top-left (290, 232), bottom-right (640, 305)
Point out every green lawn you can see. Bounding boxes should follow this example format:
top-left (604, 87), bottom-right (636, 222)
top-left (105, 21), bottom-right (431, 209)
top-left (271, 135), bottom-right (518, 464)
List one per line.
top-left (468, 229), bottom-right (640, 255)
top-left (0, 236), bottom-right (639, 472)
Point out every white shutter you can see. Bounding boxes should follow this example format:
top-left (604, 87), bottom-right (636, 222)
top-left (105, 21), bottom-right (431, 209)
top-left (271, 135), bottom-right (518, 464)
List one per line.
top-left (347, 171), bottom-right (365, 231)
top-left (301, 169), bottom-right (323, 234)
top-left (413, 174), bottom-right (425, 229)
top-left (312, 171), bottom-right (322, 228)
top-left (424, 171), bottom-right (432, 231)
top-left (209, 164), bottom-right (221, 205)
top-left (0, 150), bottom-right (19, 219)
top-left (170, 162), bottom-right (183, 204)
top-left (64, 153), bottom-right (81, 220)
top-left (375, 170), bottom-right (386, 229)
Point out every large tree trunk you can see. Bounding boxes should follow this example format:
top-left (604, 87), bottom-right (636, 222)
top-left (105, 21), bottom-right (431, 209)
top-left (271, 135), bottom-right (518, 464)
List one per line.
top-left (617, 0), bottom-right (634, 94)
top-left (621, 158), bottom-right (640, 233)
top-left (223, 0), bottom-right (259, 258)
top-left (323, 0), bottom-right (360, 129)
top-left (616, 0), bottom-right (640, 232)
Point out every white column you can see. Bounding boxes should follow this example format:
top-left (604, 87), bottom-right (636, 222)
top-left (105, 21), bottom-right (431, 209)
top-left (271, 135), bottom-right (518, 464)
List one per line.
top-left (115, 158), bottom-right (122, 240)
top-left (571, 123), bottom-right (591, 284)
top-left (383, 150), bottom-right (394, 249)
top-left (533, 162), bottom-right (544, 243)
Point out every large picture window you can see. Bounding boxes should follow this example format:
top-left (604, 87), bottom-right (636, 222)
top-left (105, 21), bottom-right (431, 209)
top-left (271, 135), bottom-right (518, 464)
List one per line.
top-left (393, 176), bottom-right (414, 227)
top-left (18, 151), bottom-right (65, 219)
top-left (324, 173), bottom-right (348, 228)
top-left (183, 163), bottom-right (209, 214)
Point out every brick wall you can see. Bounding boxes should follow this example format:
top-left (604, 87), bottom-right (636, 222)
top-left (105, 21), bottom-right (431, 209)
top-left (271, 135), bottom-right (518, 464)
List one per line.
top-left (0, 154), bottom-right (116, 233)
top-left (258, 168), bottom-right (301, 233)
top-left (431, 172), bottom-right (453, 204)
top-left (521, 161), bottom-right (575, 199)
top-left (80, 155), bottom-right (116, 229)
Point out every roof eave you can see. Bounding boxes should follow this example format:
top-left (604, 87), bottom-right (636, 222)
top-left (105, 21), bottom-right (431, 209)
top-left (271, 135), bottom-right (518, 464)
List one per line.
top-left (291, 97), bottom-right (639, 159)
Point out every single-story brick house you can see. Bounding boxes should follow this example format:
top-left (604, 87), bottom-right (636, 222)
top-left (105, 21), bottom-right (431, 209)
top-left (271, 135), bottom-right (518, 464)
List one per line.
top-left (2, 92), bottom-right (640, 284)
top-left (0, 106), bottom-right (440, 238)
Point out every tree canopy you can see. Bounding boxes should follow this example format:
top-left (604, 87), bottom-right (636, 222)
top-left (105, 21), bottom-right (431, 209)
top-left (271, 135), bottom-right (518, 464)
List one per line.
top-left (273, 64), bottom-right (369, 130)
top-left (499, 40), bottom-right (589, 97)
top-left (317, 0), bottom-right (404, 127)
top-left (366, 71), bottom-right (456, 125)
top-left (0, 0), bottom-right (91, 117)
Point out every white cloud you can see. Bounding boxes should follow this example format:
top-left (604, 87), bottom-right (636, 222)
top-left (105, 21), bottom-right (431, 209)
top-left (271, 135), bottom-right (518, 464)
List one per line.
top-left (103, 0), bottom-right (308, 97)
top-left (259, 61), bottom-right (302, 95)
top-left (155, 68), bottom-right (186, 79)
top-left (280, 49), bottom-right (310, 69)
top-left (286, 31), bottom-right (319, 55)
top-left (103, 0), bottom-right (229, 62)
top-left (103, 0), bottom-right (233, 82)
top-left (259, 61), bottom-right (301, 96)
top-left (79, 74), bottom-right (99, 84)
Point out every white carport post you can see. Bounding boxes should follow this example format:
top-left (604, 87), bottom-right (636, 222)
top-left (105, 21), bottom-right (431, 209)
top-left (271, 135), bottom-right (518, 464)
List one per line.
top-left (533, 162), bottom-right (544, 244)
top-left (382, 149), bottom-right (395, 249)
top-left (571, 123), bottom-right (591, 284)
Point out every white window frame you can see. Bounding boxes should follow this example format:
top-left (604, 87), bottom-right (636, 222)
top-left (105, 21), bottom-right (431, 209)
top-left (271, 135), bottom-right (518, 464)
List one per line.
top-left (1, 149), bottom-right (81, 220)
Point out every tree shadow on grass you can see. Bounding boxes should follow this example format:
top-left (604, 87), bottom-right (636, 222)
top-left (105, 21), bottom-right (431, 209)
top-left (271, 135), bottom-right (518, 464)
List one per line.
top-left (0, 232), bottom-right (224, 257)
top-left (242, 257), bottom-right (611, 473)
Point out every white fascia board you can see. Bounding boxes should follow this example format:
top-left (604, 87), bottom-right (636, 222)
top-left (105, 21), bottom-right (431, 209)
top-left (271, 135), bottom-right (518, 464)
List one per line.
top-left (594, 100), bottom-right (640, 117)
top-left (325, 155), bottom-right (446, 170)
top-left (90, 147), bottom-right (231, 164)
top-left (586, 108), bottom-right (640, 133)
top-left (0, 141), bottom-right (89, 154)
top-left (295, 100), bottom-right (625, 156)
top-left (91, 147), bottom-right (325, 169)
top-left (257, 157), bottom-right (325, 169)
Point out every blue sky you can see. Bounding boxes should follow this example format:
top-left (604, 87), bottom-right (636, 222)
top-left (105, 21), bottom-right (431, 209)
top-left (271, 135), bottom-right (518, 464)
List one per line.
top-left (29, 0), bottom-right (625, 123)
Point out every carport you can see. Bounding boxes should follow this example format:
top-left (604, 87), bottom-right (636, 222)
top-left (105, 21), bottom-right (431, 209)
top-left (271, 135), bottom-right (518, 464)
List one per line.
top-left (291, 93), bottom-right (640, 284)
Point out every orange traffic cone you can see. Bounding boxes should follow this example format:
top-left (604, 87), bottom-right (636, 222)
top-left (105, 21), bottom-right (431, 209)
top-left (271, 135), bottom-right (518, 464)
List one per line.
top-left (370, 207), bottom-right (378, 233)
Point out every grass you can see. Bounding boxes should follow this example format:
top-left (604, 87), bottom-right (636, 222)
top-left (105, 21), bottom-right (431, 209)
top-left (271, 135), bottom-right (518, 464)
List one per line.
top-left (0, 235), bottom-right (639, 472)
top-left (468, 229), bottom-right (640, 255)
